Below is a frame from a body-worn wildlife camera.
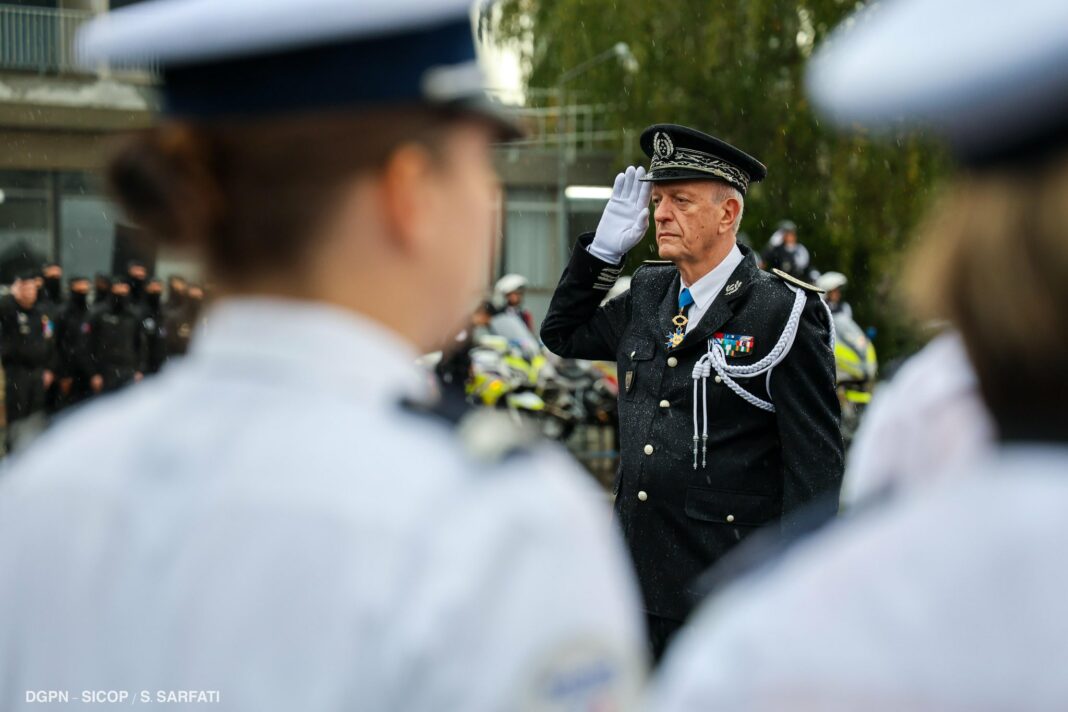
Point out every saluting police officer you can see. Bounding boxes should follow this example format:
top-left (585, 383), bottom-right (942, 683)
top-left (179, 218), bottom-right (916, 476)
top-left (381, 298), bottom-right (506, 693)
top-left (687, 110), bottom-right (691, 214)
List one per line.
top-left (542, 125), bottom-right (845, 659)
top-left (650, 1), bottom-right (1068, 709)
top-left (0, 1), bottom-right (645, 709)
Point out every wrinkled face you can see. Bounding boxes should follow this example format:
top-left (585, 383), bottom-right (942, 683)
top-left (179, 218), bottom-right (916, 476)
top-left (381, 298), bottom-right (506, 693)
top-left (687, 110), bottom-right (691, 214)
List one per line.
top-left (651, 181), bottom-right (722, 264)
top-left (421, 122), bottom-right (499, 329)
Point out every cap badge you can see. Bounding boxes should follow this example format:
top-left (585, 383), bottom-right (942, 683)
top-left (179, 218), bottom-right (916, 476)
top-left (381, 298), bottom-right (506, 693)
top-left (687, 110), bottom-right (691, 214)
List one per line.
top-left (653, 131), bottom-right (675, 160)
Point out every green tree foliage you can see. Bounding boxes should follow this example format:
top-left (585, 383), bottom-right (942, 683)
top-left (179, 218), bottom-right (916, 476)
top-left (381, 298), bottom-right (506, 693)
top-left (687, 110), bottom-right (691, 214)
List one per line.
top-left (487, 0), bottom-right (951, 362)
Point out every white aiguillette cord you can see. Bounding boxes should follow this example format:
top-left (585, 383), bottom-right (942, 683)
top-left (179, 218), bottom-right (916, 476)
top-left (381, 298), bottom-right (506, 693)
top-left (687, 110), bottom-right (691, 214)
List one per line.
top-left (689, 286), bottom-right (835, 470)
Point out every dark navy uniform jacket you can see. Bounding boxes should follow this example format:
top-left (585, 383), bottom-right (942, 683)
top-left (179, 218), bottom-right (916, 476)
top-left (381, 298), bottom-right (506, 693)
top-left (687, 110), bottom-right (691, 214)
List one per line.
top-left (542, 234), bottom-right (844, 622)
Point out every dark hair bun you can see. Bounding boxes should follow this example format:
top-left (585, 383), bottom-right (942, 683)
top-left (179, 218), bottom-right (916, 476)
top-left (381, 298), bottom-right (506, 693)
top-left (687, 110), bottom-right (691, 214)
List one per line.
top-left (107, 124), bottom-right (223, 248)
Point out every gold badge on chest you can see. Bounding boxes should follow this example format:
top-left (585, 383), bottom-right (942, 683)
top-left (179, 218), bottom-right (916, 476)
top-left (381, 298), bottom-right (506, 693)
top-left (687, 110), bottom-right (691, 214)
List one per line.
top-left (665, 313), bottom-right (688, 349)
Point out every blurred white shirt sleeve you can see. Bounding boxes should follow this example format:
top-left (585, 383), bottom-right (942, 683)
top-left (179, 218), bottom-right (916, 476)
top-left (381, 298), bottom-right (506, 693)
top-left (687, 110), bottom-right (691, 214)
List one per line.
top-left (383, 449), bottom-right (647, 712)
top-left (842, 332), bottom-right (995, 507)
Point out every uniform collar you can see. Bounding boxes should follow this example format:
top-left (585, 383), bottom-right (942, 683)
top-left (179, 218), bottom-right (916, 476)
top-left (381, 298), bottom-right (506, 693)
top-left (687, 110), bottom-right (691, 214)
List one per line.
top-left (679, 243), bottom-right (744, 310)
top-left (191, 297), bottom-right (431, 404)
top-left (658, 244), bottom-right (758, 354)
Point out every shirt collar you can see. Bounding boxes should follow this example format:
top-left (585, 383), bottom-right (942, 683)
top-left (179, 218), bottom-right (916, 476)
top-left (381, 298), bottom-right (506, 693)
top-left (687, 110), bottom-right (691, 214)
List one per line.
top-left (190, 297), bottom-right (431, 404)
top-left (680, 243), bottom-right (744, 309)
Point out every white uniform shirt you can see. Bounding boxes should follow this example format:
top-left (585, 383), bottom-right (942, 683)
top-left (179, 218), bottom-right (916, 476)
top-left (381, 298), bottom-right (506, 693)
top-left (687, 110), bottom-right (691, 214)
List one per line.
top-left (649, 445), bottom-right (1068, 712)
top-left (0, 298), bottom-right (645, 711)
top-left (842, 332), bottom-right (995, 507)
top-left (679, 245), bottom-right (743, 334)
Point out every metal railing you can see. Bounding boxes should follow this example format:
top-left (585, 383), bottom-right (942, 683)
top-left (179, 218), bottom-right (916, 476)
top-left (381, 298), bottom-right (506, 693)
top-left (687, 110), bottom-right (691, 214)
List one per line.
top-left (0, 4), bottom-right (155, 76)
top-left (490, 88), bottom-right (623, 156)
top-left (0, 4), bottom-right (92, 74)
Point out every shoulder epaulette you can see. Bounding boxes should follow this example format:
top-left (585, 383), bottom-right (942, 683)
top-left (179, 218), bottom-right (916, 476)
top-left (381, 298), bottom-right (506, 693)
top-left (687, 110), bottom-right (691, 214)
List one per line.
top-left (771, 268), bottom-right (825, 293)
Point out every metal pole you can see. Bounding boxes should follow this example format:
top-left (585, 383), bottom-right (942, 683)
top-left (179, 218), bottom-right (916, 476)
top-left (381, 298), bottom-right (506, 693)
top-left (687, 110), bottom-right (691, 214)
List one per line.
top-left (556, 83), bottom-right (568, 271)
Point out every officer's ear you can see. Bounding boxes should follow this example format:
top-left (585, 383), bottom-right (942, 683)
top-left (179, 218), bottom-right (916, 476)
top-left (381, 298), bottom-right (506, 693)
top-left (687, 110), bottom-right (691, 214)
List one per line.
top-left (378, 141), bottom-right (442, 257)
top-left (718, 193), bottom-right (742, 236)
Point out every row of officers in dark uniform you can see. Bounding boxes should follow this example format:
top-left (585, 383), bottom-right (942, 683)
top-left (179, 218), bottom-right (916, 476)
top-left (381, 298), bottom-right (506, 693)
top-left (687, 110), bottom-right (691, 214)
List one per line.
top-left (0, 260), bottom-right (205, 451)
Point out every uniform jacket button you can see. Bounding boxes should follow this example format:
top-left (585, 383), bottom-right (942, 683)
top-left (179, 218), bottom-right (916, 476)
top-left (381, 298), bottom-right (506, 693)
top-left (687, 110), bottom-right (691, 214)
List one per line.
top-left (643, 444), bottom-right (654, 455)
top-left (667, 356), bottom-right (678, 367)
top-left (714, 375), bottom-right (722, 383)
top-left (638, 491), bottom-right (648, 502)
top-left (726, 514), bottom-right (735, 523)
top-left (659, 399), bottom-right (670, 408)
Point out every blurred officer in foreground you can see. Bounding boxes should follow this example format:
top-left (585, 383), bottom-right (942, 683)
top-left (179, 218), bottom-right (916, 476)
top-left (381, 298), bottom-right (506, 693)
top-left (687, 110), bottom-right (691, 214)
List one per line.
top-left (651, 1), bottom-right (1068, 709)
top-left (0, 270), bottom-right (53, 452)
top-left (55, 276), bottom-right (95, 408)
top-left (0, 1), bottom-right (645, 710)
top-left (541, 126), bottom-right (843, 660)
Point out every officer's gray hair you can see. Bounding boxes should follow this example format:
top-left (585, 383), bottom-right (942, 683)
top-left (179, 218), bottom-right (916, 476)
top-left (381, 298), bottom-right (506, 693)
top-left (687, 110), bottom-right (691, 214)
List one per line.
top-left (711, 182), bottom-right (745, 234)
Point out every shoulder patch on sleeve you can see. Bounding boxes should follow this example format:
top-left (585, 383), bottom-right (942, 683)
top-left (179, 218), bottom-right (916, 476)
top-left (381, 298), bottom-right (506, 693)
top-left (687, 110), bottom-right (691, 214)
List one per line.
top-left (771, 268), bottom-right (825, 293)
top-left (521, 638), bottom-right (640, 712)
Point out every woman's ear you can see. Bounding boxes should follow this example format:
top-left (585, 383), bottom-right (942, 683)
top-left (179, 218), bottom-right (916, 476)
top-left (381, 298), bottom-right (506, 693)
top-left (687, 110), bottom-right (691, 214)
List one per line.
top-left (379, 142), bottom-right (441, 256)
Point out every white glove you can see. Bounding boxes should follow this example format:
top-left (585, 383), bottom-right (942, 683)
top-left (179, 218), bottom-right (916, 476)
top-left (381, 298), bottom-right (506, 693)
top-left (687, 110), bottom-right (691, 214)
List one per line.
top-left (587, 165), bottom-right (652, 264)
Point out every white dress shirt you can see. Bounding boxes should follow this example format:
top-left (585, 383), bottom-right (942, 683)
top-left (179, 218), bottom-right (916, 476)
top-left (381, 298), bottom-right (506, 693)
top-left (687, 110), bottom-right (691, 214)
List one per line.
top-left (649, 445), bottom-right (1068, 712)
top-left (679, 244), bottom-right (744, 333)
top-left (0, 297), bottom-right (645, 711)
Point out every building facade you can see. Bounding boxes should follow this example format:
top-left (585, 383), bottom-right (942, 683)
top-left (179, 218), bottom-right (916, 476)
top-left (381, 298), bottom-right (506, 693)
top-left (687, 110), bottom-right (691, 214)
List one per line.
top-left (0, 1), bottom-right (620, 326)
top-left (0, 0), bottom-right (163, 282)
